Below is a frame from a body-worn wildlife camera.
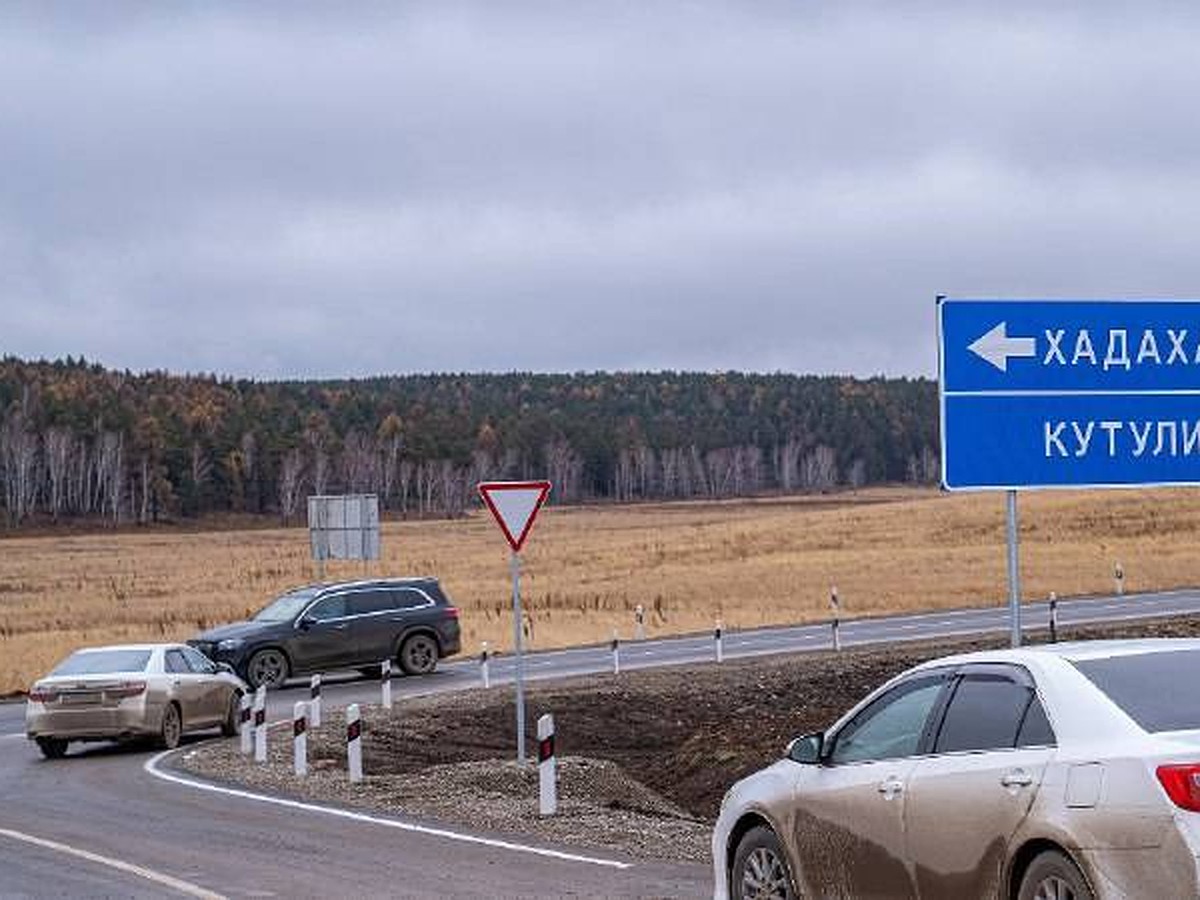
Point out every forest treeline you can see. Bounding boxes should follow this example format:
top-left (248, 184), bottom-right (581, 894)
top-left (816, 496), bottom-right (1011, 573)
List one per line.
top-left (0, 356), bottom-right (939, 527)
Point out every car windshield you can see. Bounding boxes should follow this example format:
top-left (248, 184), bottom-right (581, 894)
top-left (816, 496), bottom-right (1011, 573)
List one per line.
top-left (1073, 649), bottom-right (1200, 732)
top-left (51, 649), bottom-right (152, 676)
top-left (253, 587), bottom-right (321, 622)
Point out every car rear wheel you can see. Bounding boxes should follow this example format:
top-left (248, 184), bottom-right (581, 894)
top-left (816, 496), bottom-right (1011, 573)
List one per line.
top-left (732, 825), bottom-right (796, 900)
top-left (220, 691), bottom-right (241, 738)
top-left (1018, 850), bottom-right (1094, 900)
top-left (159, 702), bottom-right (182, 750)
top-left (246, 649), bottom-right (289, 689)
top-left (36, 737), bottom-right (69, 760)
top-left (399, 634), bottom-right (438, 675)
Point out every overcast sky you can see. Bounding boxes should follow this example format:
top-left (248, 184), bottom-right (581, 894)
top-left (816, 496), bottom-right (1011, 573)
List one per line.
top-left (3, 2), bottom-right (1199, 380)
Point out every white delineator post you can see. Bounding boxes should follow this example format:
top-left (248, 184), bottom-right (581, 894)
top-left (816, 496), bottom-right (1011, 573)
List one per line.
top-left (1114, 561), bottom-right (1125, 596)
top-left (238, 692), bottom-right (252, 755)
top-left (714, 617), bottom-right (724, 663)
top-left (831, 585), bottom-right (842, 652)
top-left (480, 641), bottom-right (491, 689)
top-left (634, 604), bottom-right (646, 641)
top-left (1049, 591), bottom-right (1059, 643)
top-left (611, 629), bottom-right (620, 675)
top-left (293, 701), bottom-right (308, 777)
top-left (347, 703), bottom-right (363, 783)
top-left (381, 659), bottom-right (392, 710)
top-left (253, 685), bottom-right (267, 763)
top-left (537, 713), bottom-right (557, 816)
top-left (310, 674), bottom-right (322, 728)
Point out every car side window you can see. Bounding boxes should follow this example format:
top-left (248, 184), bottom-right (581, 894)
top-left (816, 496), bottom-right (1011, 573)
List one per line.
top-left (180, 645), bottom-right (217, 674)
top-left (164, 650), bottom-right (191, 674)
top-left (393, 588), bottom-right (431, 611)
top-left (1016, 696), bottom-right (1056, 747)
top-left (934, 674), bottom-right (1049, 754)
top-left (307, 594), bottom-right (348, 621)
top-left (349, 589), bottom-right (396, 616)
top-left (829, 675), bottom-right (947, 765)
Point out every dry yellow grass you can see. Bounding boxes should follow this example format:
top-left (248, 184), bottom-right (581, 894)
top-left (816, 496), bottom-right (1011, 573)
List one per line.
top-left (3, 486), bottom-right (1200, 694)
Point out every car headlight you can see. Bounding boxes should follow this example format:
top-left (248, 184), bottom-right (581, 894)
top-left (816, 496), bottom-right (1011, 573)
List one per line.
top-left (217, 638), bottom-right (245, 651)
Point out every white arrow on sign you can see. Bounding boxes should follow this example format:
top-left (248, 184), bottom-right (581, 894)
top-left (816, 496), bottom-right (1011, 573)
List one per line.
top-left (968, 322), bottom-right (1037, 372)
top-left (478, 481), bottom-right (552, 553)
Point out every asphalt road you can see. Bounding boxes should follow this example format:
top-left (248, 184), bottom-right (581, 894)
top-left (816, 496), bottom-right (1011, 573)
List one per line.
top-left (2, 587), bottom-right (1200, 898)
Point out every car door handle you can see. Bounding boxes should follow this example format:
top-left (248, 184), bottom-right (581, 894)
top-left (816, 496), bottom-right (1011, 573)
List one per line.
top-left (330, 622), bottom-right (348, 630)
top-left (1001, 770), bottom-right (1034, 788)
top-left (877, 777), bottom-right (904, 798)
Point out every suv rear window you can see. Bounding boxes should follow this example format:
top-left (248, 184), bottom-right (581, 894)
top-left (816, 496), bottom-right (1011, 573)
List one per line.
top-left (1073, 650), bottom-right (1200, 732)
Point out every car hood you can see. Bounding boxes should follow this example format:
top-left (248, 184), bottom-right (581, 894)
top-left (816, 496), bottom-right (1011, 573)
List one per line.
top-left (193, 620), bottom-right (280, 642)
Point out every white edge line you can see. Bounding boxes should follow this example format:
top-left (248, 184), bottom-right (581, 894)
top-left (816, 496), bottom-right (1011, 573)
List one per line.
top-left (0, 826), bottom-right (225, 899)
top-left (143, 751), bottom-right (632, 870)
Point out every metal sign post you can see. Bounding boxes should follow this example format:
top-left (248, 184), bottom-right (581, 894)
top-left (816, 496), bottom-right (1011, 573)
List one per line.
top-left (478, 480), bottom-right (552, 766)
top-left (1006, 490), bottom-right (1021, 647)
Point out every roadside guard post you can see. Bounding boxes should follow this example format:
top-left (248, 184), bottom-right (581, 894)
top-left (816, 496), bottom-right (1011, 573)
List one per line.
top-left (238, 692), bottom-right (252, 755)
top-left (938, 298), bottom-right (1200, 647)
top-left (831, 585), bottom-right (842, 652)
top-left (477, 480), bottom-right (552, 766)
top-left (634, 604), bottom-right (646, 641)
top-left (1115, 561), bottom-right (1125, 596)
top-left (538, 713), bottom-right (557, 816)
top-left (310, 674), bottom-right (322, 728)
top-left (381, 658), bottom-right (393, 710)
top-left (611, 629), bottom-right (620, 675)
top-left (715, 617), bottom-right (724, 663)
top-left (480, 641), bottom-right (491, 689)
top-left (293, 701), bottom-right (308, 777)
top-left (1049, 592), bottom-right (1059, 643)
top-left (347, 703), bottom-right (363, 783)
top-left (253, 685), bottom-right (267, 763)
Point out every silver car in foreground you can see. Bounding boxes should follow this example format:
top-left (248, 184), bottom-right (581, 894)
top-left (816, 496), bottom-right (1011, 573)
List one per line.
top-left (26, 643), bottom-right (247, 759)
top-left (713, 639), bottom-right (1200, 899)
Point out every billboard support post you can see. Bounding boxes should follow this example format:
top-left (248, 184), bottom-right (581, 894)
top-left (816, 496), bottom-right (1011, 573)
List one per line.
top-left (1006, 490), bottom-right (1021, 648)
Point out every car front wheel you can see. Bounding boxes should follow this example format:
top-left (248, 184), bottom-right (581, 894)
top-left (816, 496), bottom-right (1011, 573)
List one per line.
top-left (732, 825), bottom-right (796, 900)
top-left (36, 737), bottom-right (69, 760)
top-left (246, 649), bottom-right (289, 689)
top-left (1018, 850), bottom-right (1094, 900)
top-left (399, 634), bottom-right (438, 675)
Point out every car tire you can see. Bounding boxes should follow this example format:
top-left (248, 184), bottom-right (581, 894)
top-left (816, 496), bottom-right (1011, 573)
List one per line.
top-left (1018, 850), bottom-right (1094, 900)
top-left (399, 634), bottom-right (439, 676)
top-left (36, 737), bottom-right (69, 760)
top-left (159, 702), bottom-right (182, 750)
top-left (731, 826), bottom-right (796, 900)
top-left (220, 691), bottom-right (241, 738)
top-left (246, 648), bottom-right (289, 689)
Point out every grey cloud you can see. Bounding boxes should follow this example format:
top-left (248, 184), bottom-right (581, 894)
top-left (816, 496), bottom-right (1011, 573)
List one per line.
top-left (3, 2), bottom-right (1200, 378)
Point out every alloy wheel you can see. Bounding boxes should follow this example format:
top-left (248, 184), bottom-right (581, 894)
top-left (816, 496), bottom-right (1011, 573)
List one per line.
top-left (1033, 876), bottom-right (1078, 900)
top-left (401, 636), bottom-right (437, 675)
top-left (161, 704), bottom-right (182, 749)
top-left (741, 846), bottom-right (791, 900)
top-left (247, 649), bottom-right (288, 688)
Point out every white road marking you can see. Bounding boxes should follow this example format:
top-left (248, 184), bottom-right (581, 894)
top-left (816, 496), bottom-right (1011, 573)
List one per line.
top-left (0, 827), bottom-right (226, 899)
top-left (0, 734), bottom-right (24, 741)
top-left (144, 751), bottom-right (631, 870)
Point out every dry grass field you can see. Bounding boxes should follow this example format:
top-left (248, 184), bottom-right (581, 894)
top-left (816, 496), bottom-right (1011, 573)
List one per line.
top-left (3, 486), bottom-right (1200, 694)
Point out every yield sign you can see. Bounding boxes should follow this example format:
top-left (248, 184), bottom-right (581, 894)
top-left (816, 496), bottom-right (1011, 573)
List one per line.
top-left (477, 481), bottom-right (552, 553)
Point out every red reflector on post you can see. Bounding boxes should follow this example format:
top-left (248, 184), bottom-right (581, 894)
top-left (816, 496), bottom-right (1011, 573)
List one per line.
top-left (1157, 765), bottom-right (1200, 812)
top-left (538, 736), bottom-right (555, 763)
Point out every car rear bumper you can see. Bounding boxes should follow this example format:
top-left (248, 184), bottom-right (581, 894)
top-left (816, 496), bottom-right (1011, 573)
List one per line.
top-left (26, 700), bottom-right (164, 741)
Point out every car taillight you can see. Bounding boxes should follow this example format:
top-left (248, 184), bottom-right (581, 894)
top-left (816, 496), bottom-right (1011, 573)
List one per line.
top-left (1156, 765), bottom-right (1200, 811)
top-left (445, 607), bottom-right (460, 619)
top-left (28, 686), bottom-right (58, 703)
top-left (106, 681), bottom-right (147, 699)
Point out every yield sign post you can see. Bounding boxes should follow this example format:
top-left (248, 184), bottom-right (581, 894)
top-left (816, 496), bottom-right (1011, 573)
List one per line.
top-left (477, 480), bottom-right (552, 765)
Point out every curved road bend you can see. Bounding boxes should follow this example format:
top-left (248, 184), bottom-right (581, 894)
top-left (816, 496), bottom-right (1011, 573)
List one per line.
top-left (1, 587), bottom-right (1198, 897)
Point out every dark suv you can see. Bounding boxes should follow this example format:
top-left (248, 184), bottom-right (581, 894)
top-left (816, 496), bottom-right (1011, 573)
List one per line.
top-left (189, 578), bottom-right (461, 689)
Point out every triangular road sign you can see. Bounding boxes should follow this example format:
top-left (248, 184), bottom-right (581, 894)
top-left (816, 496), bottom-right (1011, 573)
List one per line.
top-left (477, 480), bottom-right (552, 553)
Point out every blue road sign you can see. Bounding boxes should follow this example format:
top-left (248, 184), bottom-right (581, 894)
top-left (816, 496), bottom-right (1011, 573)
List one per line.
top-left (939, 298), bottom-right (1200, 490)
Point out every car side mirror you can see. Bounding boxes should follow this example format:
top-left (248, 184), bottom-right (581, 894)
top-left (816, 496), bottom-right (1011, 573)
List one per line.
top-left (787, 732), bottom-right (824, 765)
top-left (216, 662), bottom-right (234, 675)
top-left (297, 616), bottom-right (315, 631)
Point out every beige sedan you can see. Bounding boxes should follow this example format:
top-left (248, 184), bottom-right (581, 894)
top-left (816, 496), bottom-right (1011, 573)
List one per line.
top-left (25, 643), bottom-right (247, 759)
top-left (714, 639), bottom-right (1200, 900)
